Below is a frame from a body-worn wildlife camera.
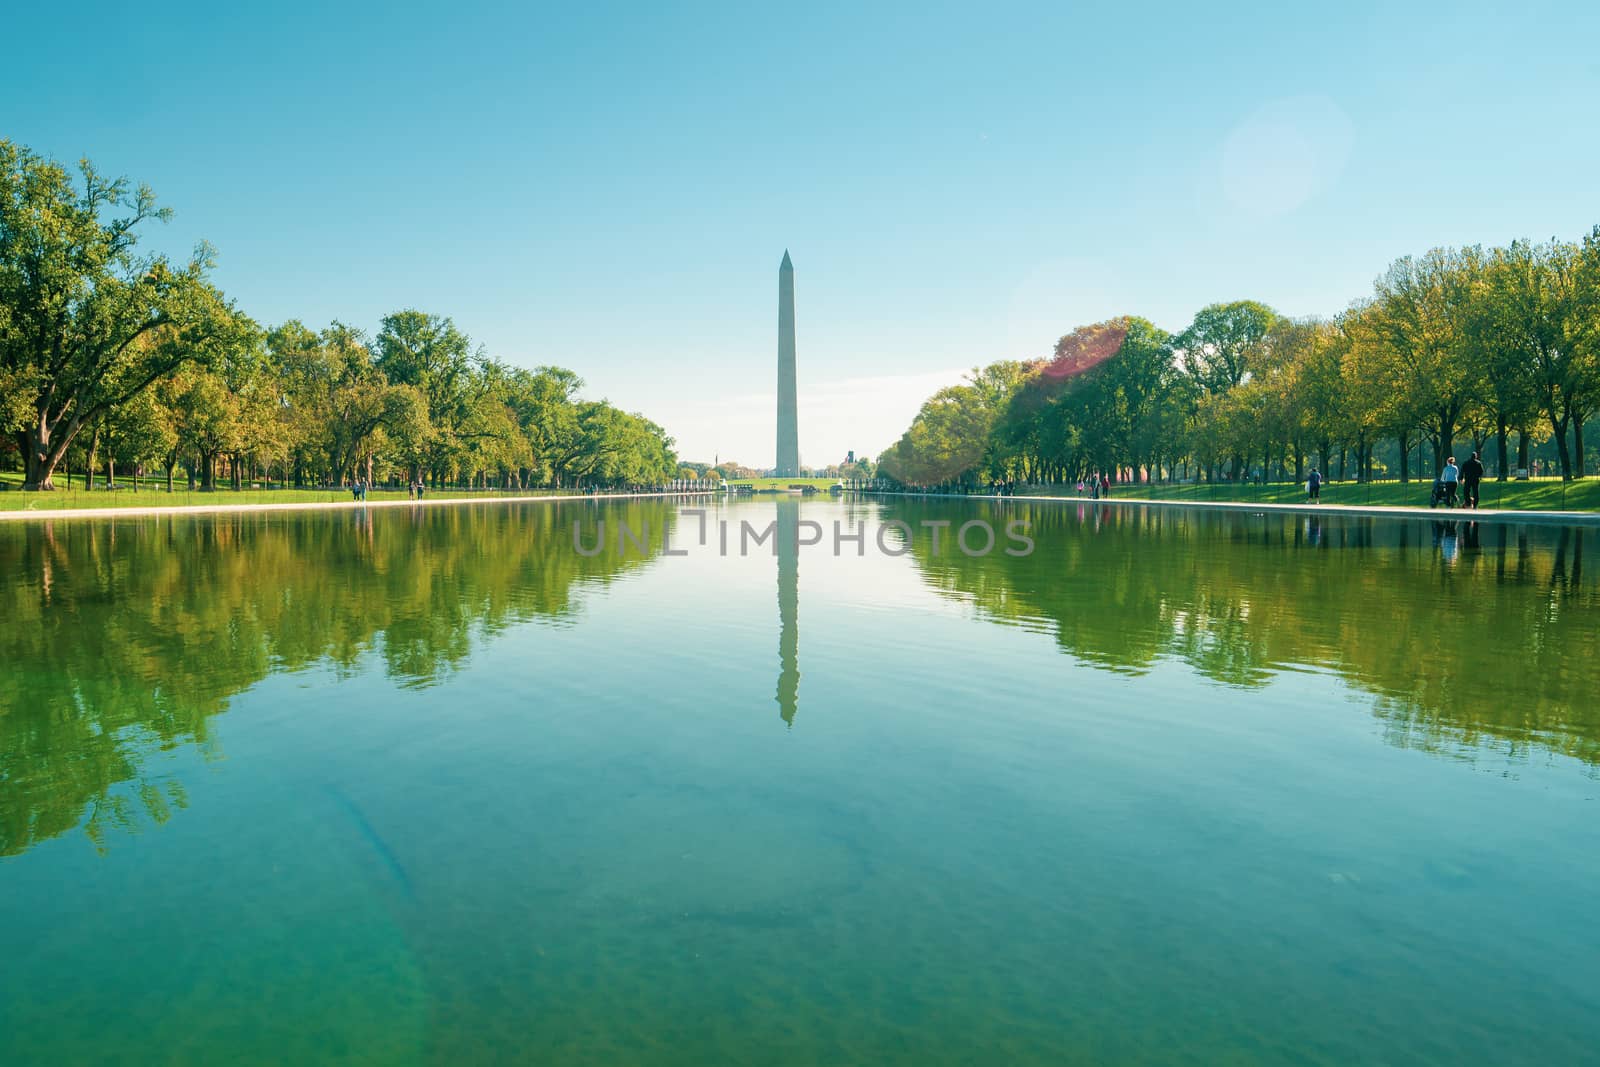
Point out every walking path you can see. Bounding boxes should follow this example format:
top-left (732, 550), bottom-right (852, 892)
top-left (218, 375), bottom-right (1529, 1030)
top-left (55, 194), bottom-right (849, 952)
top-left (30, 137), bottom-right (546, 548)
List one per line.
top-left (0, 489), bottom-right (718, 523)
top-left (853, 490), bottom-right (1600, 527)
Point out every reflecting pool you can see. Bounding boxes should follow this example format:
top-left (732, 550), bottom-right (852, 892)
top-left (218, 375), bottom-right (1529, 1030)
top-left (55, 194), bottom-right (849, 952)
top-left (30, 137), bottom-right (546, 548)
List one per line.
top-left (2, 497), bottom-right (1597, 1065)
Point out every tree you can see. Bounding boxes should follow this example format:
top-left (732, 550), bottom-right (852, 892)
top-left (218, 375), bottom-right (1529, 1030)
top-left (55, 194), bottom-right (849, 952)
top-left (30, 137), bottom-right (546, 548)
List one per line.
top-left (0, 140), bottom-right (247, 489)
top-left (1486, 239), bottom-right (1576, 477)
top-left (555, 403), bottom-right (675, 487)
top-left (101, 388), bottom-right (176, 488)
top-left (169, 367), bottom-right (240, 490)
top-left (1574, 228), bottom-right (1600, 475)
top-left (1174, 301), bottom-right (1279, 477)
top-left (1473, 247), bottom-right (1543, 478)
top-left (878, 361), bottom-right (1030, 486)
top-left (1362, 247), bottom-right (1488, 474)
top-left (267, 319), bottom-right (335, 487)
top-left (1280, 319), bottom-right (1348, 479)
top-left (1175, 301), bottom-right (1279, 395)
top-left (0, 368), bottom-right (36, 435)
top-left (1251, 318), bottom-right (1322, 482)
top-left (503, 365), bottom-right (583, 486)
top-left (1103, 318), bottom-right (1182, 481)
top-left (458, 364), bottom-right (529, 487)
top-left (375, 310), bottom-right (473, 481)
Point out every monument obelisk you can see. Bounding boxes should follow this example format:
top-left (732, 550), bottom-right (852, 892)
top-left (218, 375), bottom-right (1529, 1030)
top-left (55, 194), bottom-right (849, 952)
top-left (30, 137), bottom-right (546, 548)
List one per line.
top-left (775, 251), bottom-right (800, 476)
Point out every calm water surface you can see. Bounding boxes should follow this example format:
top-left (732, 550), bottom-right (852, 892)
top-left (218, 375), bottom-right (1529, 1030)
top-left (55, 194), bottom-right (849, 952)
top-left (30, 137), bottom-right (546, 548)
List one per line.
top-left (2, 497), bottom-right (1597, 1065)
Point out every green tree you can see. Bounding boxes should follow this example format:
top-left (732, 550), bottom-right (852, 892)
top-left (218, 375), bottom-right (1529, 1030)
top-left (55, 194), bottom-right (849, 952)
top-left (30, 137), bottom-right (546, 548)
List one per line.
top-left (1175, 301), bottom-right (1279, 395)
top-left (1174, 301), bottom-right (1279, 476)
top-left (375, 310), bottom-right (473, 482)
top-left (267, 319), bottom-right (335, 486)
top-left (1365, 247), bottom-right (1488, 473)
top-left (101, 388), bottom-right (176, 488)
top-left (1103, 318), bottom-right (1182, 482)
top-left (0, 140), bottom-right (247, 489)
top-left (1473, 248), bottom-right (1543, 478)
top-left (507, 366), bottom-right (584, 486)
top-left (1487, 233), bottom-right (1600, 479)
top-left (878, 361), bottom-right (1029, 486)
top-left (169, 367), bottom-right (240, 490)
top-left (0, 368), bottom-right (36, 434)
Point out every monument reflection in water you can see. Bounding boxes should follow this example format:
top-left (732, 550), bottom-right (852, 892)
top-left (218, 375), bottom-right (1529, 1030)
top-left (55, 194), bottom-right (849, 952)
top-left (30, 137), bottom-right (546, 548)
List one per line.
top-left (776, 498), bottom-right (800, 726)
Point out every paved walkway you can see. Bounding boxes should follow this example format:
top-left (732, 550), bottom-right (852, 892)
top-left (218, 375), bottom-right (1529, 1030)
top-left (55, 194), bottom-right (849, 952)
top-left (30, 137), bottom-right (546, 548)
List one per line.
top-left (0, 489), bottom-right (718, 523)
top-left (853, 490), bottom-right (1600, 527)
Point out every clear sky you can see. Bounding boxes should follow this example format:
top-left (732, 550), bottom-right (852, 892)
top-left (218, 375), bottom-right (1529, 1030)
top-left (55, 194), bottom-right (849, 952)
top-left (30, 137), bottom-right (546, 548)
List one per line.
top-left (5, 1), bottom-right (1598, 467)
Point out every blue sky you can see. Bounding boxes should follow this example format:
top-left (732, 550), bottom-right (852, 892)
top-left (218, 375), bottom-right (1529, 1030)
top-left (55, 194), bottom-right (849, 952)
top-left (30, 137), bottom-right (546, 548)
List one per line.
top-left (5, 0), bottom-right (1598, 466)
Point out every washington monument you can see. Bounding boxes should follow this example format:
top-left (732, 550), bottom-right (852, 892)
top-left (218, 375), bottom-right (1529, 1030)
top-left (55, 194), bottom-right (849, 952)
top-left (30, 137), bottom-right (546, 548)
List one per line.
top-left (775, 250), bottom-right (800, 476)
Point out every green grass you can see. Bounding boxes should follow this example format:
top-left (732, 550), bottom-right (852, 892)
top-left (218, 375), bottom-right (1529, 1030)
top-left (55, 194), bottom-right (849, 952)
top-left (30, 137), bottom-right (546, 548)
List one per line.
top-left (1017, 477), bottom-right (1600, 511)
top-left (0, 473), bottom-right (615, 512)
top-left (725, 476), bottom-right (842, 490)
top-left (8, 470), bottom-right (1593, 512)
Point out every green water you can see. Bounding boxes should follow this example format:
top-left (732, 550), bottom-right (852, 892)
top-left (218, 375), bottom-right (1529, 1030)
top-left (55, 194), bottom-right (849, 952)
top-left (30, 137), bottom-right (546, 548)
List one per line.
top-left (2, 497), bottom-right (1597, 1065)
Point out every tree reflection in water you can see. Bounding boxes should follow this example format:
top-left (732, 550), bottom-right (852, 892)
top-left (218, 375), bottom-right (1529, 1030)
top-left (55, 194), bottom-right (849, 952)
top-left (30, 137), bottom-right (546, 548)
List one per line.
top-left (887, 499), bottom-right (1600, 767)
top-left (5, 497), bottom-right (1596, 861)
top-left (0, 500), bottom-right (679, 856)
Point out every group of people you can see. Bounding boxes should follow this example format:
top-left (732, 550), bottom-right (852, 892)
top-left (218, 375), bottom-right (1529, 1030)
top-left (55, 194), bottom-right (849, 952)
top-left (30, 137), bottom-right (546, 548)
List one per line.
top-left (1435, 452), bottom-right (1486, 509)
top-left (1076, 473), bottom-right (1113, 499)
top-left (345, 479), bottom-right (431, 501)
top-left (1301, 452), bottom-right (1488, 509)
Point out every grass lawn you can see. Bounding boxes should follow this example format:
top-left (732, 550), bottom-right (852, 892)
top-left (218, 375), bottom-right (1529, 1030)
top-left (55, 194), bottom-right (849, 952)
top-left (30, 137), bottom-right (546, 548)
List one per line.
top-left (8, 469), bottom-right (1593, 512)
top-left (725, 476), bottom-right (842, 490)
top-left (0, 472), bottom-right (616, 512)
top-left (1028, 477), bottom-right (1600, 511)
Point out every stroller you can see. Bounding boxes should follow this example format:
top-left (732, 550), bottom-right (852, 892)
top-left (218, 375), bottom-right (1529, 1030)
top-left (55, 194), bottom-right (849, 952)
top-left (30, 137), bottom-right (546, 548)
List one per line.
top-left (1429, 477), bottom-right (1457, 508)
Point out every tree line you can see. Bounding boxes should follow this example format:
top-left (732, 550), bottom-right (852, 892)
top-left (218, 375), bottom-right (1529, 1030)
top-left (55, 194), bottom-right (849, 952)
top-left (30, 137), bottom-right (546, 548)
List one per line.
top-left (879, 231), bottom-right (1600, 488)
top-left (0, 140), bottom-right (678, 492)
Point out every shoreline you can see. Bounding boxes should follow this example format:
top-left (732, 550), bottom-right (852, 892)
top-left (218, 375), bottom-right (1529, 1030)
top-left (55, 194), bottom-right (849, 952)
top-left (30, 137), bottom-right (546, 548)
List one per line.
top-left (9, 485), bottom-right (1597, 527)
top-left (0, 489), bottom-right (719, 523)
top-left (851, 489), bottom-right (1600, 527)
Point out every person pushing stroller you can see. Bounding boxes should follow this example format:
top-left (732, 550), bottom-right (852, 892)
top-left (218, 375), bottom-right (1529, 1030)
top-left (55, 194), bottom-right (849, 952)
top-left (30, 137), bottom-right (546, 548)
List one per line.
top-left (1430, 457), bottom-right (1461, 508)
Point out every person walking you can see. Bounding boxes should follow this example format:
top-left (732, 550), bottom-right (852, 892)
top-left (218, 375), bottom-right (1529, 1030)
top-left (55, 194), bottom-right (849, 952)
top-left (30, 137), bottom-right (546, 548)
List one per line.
top-left (1307, 467), bottom-right (1322, 503)
top-left (1461, 451), bottom-right (1484, 509)
top-left (1440, 456), bottom-right (1460, 507)
top-left (1100, 472), bottom-right (1111, 498)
